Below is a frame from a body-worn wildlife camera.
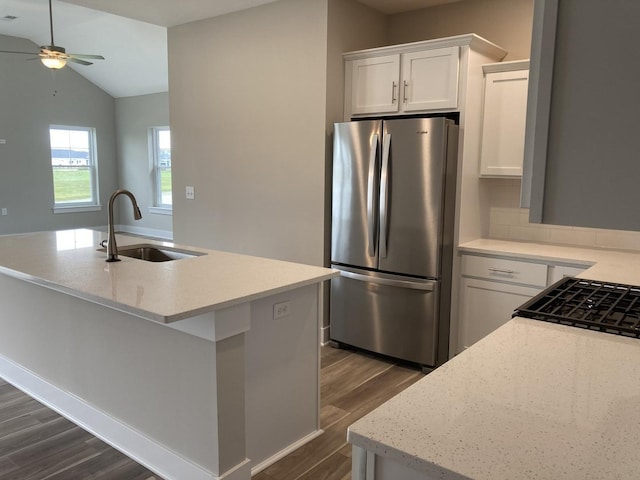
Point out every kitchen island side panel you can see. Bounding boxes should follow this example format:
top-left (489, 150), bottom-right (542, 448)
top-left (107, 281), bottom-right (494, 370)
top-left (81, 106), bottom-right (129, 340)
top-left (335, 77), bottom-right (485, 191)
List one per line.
top-left (0, 273), bottom-right (246, 478)
top-left (245, 283), bottom-right (321, 472)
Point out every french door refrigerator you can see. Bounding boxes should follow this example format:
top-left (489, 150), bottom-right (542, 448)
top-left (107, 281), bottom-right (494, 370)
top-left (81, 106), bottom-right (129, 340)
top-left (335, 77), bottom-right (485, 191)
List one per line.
top-left (330, 117), bottom-right (458, 369)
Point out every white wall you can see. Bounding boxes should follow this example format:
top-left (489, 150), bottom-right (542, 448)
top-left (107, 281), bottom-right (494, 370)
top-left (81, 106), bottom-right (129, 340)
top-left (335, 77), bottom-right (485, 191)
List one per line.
top-left (115, 93), bottom-right (172, 239)
top-left (0, 35), bottom-right (118, 235)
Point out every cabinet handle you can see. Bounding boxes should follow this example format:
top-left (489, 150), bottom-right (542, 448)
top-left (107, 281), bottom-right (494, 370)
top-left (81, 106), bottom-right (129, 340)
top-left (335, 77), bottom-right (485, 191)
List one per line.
top-left (488, 268), bottom-right (516, 275)
top-left (391, 81), bottom-right (397, 103)
top-left (403, 80), bottom-right (409, 103)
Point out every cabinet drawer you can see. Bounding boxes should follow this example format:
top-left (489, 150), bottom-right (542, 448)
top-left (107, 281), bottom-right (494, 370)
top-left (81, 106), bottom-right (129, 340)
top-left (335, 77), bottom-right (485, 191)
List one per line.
top-left (462, 255), bottom-right (547, 287)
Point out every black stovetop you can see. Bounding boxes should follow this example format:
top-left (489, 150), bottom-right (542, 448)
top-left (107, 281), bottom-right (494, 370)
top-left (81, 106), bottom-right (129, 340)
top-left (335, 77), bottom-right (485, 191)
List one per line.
top-left (514, 277), bottom-right (640, 338)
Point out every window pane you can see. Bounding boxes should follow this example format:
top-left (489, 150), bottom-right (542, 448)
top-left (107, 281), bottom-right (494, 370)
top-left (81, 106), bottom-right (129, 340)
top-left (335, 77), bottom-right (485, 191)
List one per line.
top-left (50, 127), bottom-right (96, 205)
top-left (153, 127), bottom-right (172, 208)
top-left (158, 130), bottom-right (171, 168)
top-left (160, 168), bottom-right (172, 205)
top-left (52, 166), bottom-right (92, 203)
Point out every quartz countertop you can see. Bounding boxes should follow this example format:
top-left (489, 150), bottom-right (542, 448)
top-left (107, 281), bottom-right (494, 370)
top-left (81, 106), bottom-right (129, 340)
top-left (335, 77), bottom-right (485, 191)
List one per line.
top-left (348, 317), bottom-right (640, 480)
top-left (348, 238), bottom-right (640, 479)
top-left (0, 229), bottom-right (338, 323)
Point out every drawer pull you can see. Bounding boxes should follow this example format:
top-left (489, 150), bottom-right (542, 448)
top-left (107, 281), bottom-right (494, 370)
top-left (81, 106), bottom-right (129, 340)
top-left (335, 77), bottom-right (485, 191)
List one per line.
top-left (488, 268), bottom-right (516, 275)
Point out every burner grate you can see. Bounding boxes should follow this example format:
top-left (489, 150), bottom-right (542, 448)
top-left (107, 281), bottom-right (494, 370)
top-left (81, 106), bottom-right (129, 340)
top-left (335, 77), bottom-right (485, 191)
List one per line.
top-left (514, 277), bottom-right (640, 338)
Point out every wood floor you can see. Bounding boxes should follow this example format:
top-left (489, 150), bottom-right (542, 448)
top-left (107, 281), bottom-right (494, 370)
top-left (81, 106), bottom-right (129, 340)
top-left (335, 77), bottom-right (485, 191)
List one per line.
top-left (0, 347), bottom-right (423, 480)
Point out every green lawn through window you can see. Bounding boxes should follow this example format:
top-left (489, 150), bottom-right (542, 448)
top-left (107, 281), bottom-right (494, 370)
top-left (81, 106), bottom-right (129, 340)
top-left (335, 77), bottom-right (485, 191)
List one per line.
top-left (53, 167), bottom-right (92, 203)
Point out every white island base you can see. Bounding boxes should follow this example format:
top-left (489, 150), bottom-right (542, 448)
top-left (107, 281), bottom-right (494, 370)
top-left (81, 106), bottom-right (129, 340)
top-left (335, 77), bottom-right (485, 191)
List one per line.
top-left (0, 253), bottom-right (330, 480)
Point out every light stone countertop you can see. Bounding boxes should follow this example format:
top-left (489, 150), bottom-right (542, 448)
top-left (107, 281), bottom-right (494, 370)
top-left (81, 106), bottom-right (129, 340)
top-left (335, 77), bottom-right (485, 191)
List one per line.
top-left (348, 238), bottom-right (640, 479)
top-left (348, 317), bottom-right (640, 480)
top-left (0, 229), bottom-right (338, 323)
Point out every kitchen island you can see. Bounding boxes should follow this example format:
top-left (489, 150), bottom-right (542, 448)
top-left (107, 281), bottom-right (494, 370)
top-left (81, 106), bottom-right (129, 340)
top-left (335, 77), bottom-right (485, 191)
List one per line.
top-left (0, 229), bottom-right (338, 480)
top-left (348, 240), bottom-right (640, 480)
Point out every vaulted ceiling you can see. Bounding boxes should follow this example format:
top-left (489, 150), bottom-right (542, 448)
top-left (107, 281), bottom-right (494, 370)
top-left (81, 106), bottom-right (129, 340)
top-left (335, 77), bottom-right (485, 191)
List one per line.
top-left (0, 0), bottom-right (462, 98)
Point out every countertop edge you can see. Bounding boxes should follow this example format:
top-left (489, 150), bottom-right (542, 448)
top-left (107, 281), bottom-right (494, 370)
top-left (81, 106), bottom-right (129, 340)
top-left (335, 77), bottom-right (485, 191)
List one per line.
top-left (0, 264), bottom-right (338, 324)
top-left (347, 428), bottom-right (472, 480)
top-left (457, 240), bottom-right (597, 266)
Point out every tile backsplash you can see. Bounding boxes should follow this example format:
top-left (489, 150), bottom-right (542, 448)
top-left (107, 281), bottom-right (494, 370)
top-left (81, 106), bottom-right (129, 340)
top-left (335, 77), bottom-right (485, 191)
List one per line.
top-left (489, 207), bottom-right (640, 252)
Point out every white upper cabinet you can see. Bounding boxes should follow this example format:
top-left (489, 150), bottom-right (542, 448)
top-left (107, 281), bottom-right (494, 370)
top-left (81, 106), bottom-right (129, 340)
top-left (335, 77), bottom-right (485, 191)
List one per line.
top-left (342, 35), bottom-right (510, 120)
top-left (348, 46), bottom-right (459, 116)
top-left (400, 47), bottom-right (459, 112)
top-left (479, 60), bottom-right (529, 177)
top-left (350, 55), bottom-right (401, 115)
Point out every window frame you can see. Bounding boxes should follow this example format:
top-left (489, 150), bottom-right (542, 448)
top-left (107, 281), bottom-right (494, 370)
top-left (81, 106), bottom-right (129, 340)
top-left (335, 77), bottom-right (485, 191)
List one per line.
top-left (49, 125), bottom-right (100, 214)
top-left (150, 126), bottom-right (172, 213)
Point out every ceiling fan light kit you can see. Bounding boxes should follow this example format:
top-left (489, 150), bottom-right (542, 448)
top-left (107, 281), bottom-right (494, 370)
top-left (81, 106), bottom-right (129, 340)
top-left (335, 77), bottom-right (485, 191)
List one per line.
top-left (1, 0), bottom-right (104, 70)
top-left (40, 45), bottom-right (67, 69)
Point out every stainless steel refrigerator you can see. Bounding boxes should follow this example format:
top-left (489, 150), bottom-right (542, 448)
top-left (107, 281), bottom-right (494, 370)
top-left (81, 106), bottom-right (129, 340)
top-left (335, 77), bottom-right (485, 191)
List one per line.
top-left (330, 117), bottom-right (458, 369)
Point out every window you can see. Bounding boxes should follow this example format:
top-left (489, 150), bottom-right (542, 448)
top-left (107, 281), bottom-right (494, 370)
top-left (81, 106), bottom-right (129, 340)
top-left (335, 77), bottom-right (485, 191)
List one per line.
top-left (151, 127), bottom-right (172, 210)
top-left (49, 126), bottom-right (99, 212)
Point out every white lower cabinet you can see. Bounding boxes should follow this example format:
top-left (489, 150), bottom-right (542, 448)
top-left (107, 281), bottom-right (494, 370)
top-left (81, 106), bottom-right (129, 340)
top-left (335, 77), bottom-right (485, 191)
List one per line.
top-left (458, 254), bottom-right (547, 352)
top-left (352, 447), bottom-right (438, 480)
top-left (458, 253), bottom-right (589, 353)
top-left (459, 276), bottom-right (542, 351)
top-left (548, 264), bottom-right (588, 284)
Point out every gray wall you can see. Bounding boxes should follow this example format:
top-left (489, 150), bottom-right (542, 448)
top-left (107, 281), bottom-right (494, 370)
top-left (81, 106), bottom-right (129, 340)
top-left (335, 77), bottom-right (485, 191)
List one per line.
top-left (389, 0), bottom-right (534, 60)
top-left (529, 0), bottom-right (640, 232)
top-left (0, 35), bottom-right (118, 235)
top-left (169, 0), bottom-right (330, 266)
top-left (115, 93), bottom-right (172, 238)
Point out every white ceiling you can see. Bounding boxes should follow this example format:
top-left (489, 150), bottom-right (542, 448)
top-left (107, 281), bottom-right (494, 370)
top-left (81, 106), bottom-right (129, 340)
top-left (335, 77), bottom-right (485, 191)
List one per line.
top-left (0, 0), bottom-right (462, 98)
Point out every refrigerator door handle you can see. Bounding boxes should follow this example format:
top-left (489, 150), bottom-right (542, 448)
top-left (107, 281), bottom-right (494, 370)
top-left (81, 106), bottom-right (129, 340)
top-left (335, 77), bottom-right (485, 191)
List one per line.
top-left (379, 132), bottom-right (391, 258)
top-left (339, 269), bottom-right (434, 292)
top-left (366, 134), bottom-right (378, 257)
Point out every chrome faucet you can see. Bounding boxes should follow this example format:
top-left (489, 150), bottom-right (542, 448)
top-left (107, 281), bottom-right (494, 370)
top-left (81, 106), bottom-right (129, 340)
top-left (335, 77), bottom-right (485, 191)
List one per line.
top-left (104, 189), bottom-right (142, 262)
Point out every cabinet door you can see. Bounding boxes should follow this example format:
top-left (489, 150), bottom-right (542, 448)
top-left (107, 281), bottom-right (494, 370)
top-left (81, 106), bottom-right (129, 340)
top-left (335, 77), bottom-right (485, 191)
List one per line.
top-left (401, 47), bottom-right (459, 112)
top-left (480, 69), bottom-right (529, 177)
top-left (459, 277), bottom-right (541, 352)
top-left (547, 264), bottom-right (587, 285)
top-left (350, 55), bottom-right (400, 115)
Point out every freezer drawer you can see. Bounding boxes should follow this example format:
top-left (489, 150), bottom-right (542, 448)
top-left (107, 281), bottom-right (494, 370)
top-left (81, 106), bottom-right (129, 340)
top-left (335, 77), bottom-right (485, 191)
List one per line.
top-left (329, 267), bottom-right (439, 366)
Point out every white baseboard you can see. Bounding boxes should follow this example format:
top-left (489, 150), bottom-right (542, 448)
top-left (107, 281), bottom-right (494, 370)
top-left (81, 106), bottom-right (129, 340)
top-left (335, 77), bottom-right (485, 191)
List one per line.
top-left (320, 325), bottom-right (331, 346)
top-left (250, 429), bottom-right (324, 476)
top-left (0, 354), bottom-right (248, 480)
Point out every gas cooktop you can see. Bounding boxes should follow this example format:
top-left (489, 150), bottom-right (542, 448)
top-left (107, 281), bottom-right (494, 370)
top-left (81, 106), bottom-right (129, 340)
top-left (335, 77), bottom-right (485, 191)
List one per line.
top-left (514, 277), bottom-right (640, 338)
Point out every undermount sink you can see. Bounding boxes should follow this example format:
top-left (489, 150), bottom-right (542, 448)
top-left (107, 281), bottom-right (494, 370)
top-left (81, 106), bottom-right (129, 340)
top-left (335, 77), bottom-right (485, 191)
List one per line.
top-left (99, 244), bottom-right (205, 262)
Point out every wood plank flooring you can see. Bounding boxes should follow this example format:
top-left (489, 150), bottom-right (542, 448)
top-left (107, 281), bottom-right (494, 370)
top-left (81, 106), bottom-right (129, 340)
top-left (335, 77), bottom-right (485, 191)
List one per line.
top-left (0, 347), bottom-right (423, 480)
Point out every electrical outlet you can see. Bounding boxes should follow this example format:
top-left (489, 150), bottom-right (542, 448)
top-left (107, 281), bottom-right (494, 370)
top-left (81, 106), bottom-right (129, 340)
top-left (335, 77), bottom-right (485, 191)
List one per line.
top-left (273, 301), bottom-right (290, 319)
top-left (1, 208), bottom-right (6, 216)
top-left (186, 186), bottom-right (195, 200)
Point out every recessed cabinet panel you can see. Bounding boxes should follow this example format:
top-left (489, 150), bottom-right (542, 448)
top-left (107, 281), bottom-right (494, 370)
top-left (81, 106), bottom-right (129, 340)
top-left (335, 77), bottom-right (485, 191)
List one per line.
top-left (351, 55), bottom-right (400, 115)
top-left (401, 47), bottom-right (459, 111)
top-left (459, 277), bottom-right (542, 351)
top-left (480, 65), bottom-right (529, 177)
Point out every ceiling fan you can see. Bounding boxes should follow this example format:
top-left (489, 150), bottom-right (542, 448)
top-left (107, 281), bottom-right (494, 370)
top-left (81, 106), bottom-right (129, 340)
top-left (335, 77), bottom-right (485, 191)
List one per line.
top-left (0, 0), bottom-right (104, 69)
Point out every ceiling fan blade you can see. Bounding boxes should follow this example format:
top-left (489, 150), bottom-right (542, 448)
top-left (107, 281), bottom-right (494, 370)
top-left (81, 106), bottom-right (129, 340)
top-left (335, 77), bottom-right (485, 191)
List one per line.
top-left (0, 50), bottom-right (40, 55)
top-left (68, 54), bottom-right (105, 60)
top-left (66, 57), bottom-right (93, 66)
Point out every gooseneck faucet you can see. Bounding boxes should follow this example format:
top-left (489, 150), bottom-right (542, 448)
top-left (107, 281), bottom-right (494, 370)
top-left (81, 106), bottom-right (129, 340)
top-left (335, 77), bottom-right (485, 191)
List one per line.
top-left (105, 189), bottom-right (142, 262)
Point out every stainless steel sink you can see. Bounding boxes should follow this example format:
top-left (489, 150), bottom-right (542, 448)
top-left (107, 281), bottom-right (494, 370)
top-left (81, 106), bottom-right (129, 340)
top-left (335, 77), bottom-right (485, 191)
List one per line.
top-left (99, 244), bottom-right (205, 262)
